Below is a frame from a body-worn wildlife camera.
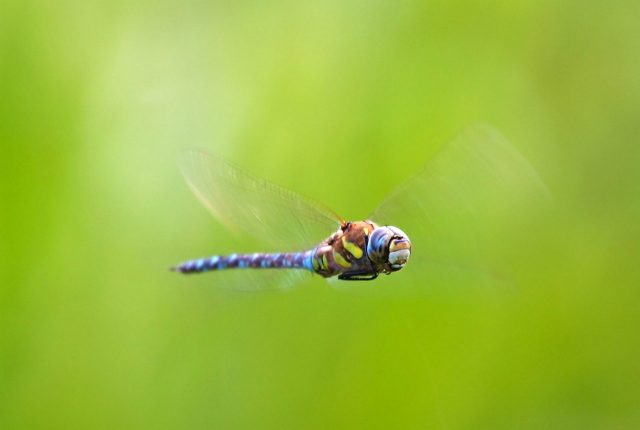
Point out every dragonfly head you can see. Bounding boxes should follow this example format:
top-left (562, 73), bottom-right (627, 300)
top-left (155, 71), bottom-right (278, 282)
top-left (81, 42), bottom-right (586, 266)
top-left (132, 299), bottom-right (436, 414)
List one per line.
top-left (367, 225), bottom-right (412, 273)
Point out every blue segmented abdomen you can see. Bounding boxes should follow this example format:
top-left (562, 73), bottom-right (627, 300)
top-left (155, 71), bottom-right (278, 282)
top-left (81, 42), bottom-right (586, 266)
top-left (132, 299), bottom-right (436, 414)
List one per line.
top-left (173, 250), bottom-right (315, 274)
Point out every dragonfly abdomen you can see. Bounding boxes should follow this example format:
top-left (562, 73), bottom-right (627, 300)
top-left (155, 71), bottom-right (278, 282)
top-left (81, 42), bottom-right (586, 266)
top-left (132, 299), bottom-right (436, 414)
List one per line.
top-left (173, 250), bottom-right (315, 274)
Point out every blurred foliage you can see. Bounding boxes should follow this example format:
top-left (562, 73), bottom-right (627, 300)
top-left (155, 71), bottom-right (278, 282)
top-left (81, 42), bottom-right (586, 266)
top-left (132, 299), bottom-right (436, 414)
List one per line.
top-left (1, 0), bottom-right (639, 428)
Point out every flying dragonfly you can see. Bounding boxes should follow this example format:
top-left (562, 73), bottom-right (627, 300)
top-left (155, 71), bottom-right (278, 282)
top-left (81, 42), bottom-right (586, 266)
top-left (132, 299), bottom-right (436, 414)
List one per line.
top-left (172, 125), bottom-right (548, 287)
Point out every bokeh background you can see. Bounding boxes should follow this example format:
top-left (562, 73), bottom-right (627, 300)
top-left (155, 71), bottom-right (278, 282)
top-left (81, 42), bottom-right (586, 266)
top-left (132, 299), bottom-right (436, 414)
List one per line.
top-left (1, 1), bottom-right (639, 428)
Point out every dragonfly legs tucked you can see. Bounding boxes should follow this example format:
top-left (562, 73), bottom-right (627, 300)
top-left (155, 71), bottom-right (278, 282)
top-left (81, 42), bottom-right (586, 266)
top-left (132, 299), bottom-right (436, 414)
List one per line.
top-left (338, 271), bottom-right (379, 281)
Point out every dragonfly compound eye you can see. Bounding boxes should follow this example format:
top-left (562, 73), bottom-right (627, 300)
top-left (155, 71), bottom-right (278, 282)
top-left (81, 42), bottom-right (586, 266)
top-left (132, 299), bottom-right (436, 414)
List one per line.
top-left (367, 227), bottom-right (394, 265)
top-left (367, 226), bottom-right (411, 272)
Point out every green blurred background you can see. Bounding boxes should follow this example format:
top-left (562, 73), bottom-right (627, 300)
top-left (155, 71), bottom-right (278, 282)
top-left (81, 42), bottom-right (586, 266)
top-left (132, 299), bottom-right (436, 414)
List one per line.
top-left (1, 0), bottom-right (639, 428)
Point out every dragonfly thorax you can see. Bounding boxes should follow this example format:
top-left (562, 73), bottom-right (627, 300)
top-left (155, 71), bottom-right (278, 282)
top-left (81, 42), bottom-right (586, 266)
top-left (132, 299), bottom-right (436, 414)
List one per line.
top-left (367, 225), bottom-right (412, 273)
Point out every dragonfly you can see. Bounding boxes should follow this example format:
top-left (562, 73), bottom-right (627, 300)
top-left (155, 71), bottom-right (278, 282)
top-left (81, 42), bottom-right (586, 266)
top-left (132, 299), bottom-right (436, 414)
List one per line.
top-left (172, 125), bottom-right (548, 288)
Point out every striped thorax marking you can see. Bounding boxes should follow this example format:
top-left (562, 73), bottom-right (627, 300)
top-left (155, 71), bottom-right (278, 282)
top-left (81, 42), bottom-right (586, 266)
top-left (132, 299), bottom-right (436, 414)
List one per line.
top-left (341, 236), bottom-right (363, 259)
top-left (333, 250), bottom-right (352, 268)
top-left (321, 254), bottom-right (329, 270)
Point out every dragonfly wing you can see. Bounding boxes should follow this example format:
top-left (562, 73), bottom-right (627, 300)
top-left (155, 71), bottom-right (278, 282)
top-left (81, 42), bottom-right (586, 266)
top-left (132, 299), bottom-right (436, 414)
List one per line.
top-left (369, 125), bottom-right (550, 285)
top-left (179, 150), bottom-right (343, 252)
top-left (197, 267), bottom-right (313, 292)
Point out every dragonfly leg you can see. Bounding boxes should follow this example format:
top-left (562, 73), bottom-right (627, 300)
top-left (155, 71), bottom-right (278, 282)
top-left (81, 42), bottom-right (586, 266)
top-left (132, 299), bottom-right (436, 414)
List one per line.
top-left (338, 271), bottom-right (379, 281)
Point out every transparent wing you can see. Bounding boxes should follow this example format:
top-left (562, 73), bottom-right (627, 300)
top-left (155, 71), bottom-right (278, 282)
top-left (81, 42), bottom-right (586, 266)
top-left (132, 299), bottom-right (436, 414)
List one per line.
top-left (179, 150), bottom-right (343, 252)
top-left (185, 265), bottom-right (315, 293)
top-left (369, 125), bottom-right (551, 287)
